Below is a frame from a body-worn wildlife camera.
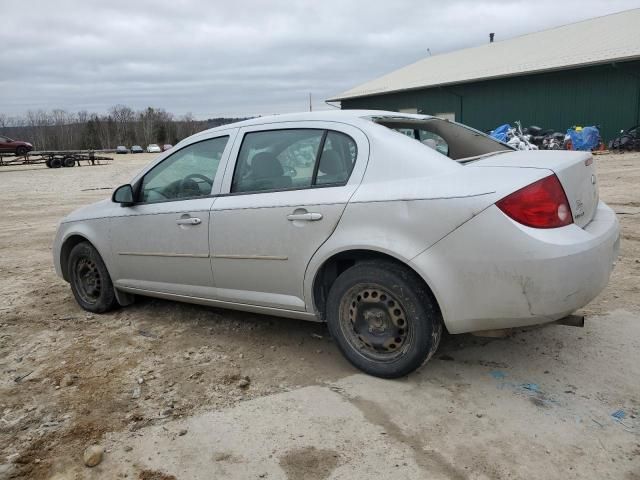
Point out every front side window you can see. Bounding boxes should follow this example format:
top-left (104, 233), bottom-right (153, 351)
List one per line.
top-left (232, 129), bottom-right (357, 193)
top-left (140, 136), bottom-right (228, 203)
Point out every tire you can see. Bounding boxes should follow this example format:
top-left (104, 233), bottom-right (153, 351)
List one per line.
top-left (63, 156), bottom-right (75, 167)
top-left (45, 159), bottom-right (52, 168)
top-left (326, 261), bottom-right (442, 378)
top-left (50, 158), bottom-right (62, 168)
top-left (68, 241), bottom-right (118, 313)
top-left (15, 146), bottom-right (27, 156)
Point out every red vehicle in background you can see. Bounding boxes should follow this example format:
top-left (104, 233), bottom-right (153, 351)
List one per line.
top-left (0, 135), bottom-right (34, 156)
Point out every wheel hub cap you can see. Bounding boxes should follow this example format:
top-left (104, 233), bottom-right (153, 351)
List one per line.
top-left (342, 286), bottom-right (409, 359)
top-left (75, 258), bottom-right (101, 302)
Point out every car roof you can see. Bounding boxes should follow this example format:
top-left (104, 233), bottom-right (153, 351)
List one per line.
top-left (197, 110), bottom-right (434, 135)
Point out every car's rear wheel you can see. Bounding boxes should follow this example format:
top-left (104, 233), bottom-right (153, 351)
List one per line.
top-left (326, 261), bottom-right (442, 378)
top-left (68, 242), bottom-right (118, 313)
top-left (16, 146), bottom-right (27, 156)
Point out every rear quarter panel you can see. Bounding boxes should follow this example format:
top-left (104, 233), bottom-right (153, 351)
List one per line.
top-left (303, 164), bottom-right (553, 313)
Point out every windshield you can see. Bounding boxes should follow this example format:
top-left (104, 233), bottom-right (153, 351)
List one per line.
top-left (370, 116), bottom-right (513, 161)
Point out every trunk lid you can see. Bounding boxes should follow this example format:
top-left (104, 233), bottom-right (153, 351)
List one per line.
top-left (470, 150), bottom-right (599, 228)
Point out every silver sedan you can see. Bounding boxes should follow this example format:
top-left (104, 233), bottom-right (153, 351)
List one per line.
top-left (53, 110), bottom-right (619, 377)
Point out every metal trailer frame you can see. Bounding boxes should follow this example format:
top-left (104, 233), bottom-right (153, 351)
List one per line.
top-left (0, 150), bottom-right (113, 167)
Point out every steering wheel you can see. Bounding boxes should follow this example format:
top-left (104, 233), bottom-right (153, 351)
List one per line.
top-left (180, 173), bottom-right (213, 197)
top-left (183, 173), bottom-right (213, 186)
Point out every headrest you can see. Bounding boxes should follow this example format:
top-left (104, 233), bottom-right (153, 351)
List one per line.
top-left (251, 152), bottom-right (283, 177)
top-left (319, 150), bottom-right (342, 175)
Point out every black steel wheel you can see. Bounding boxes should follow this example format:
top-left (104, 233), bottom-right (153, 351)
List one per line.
top-left (68, 242), bottom-right (117, 313)
top-left (63, 156), bottom-right (75, 167)
top-left (326, 261), bottom-right (442, 378)
top-left (339, 284), bottom-right (413, 363)
top-left (50, 157), bottom-right (62, 168)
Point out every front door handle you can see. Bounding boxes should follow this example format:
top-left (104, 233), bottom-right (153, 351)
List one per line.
top-left (287, 212), bottom-right (323, 221)
top-left (176, 217), bottom-right (202, 225)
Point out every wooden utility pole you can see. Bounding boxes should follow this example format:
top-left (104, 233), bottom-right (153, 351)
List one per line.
top-left (309, 93), bottom-right (312, 112)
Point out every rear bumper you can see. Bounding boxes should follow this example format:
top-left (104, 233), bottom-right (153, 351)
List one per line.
top-left (411, 201), bottom-right (620, 334)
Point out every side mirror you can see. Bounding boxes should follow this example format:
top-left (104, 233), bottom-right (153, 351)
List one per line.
top-left (112, 184), bottom-right (134, 206)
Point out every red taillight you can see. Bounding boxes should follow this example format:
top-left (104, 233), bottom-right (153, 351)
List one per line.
top-left (496, 174), bottom-right (573, 228)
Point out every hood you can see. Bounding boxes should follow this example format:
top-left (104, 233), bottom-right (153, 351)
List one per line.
top-left (62, 198), bottom-right (116, 223)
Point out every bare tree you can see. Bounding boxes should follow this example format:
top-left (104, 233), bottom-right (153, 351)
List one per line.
top-left (0, 105), bottom-right (247, 150)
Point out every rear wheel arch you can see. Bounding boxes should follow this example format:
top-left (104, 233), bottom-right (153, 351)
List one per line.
top-left (311, 249), bottom-right (443, 324)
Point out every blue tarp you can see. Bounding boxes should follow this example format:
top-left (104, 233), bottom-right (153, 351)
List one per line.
top-left (490, 124), bottom-right (511, 142)
top-left (567, 126), bottom-right (600, 151)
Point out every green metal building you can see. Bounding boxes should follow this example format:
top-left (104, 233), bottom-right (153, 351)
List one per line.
top-left (329, 10), bottom-right (640, 142)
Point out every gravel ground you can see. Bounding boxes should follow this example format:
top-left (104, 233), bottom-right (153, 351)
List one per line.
top-left (0, 152), bottom-right (638, 480)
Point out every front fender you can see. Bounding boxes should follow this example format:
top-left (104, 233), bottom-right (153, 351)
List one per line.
top-left (53, 218), bottom-right (113, 282)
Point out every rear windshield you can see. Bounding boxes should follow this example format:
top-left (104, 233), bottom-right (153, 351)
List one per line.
top-left (370, 116), bottom-right (513, 162)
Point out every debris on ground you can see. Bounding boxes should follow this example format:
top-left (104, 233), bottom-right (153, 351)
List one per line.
top-left (60, 374), bottom-right (75, 387)
top-left (83, 445), bottom-right (104, 467)
top-left (0, 152), bottom-right (639, 479)
top-left (611, 409), bottom-right (626, 420)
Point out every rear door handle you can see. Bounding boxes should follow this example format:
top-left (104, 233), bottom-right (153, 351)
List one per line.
top-left (176, 217), bottom-right (202, 225)
top-left (287, 212), bottom-right (323, 221)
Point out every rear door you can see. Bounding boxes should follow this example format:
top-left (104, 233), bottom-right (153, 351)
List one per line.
top-left (210, 121), bottom-right (369, 310)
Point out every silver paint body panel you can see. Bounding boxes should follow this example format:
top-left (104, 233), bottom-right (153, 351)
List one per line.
top-left (53, 110), bottom-right (619, 333)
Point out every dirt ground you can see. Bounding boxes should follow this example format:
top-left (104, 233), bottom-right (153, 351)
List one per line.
top-left (0, 152), bottom-right (638, 480)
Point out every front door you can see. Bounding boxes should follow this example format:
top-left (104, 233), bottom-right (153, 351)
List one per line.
top-left (110, 134), bottom-right (233, 297)
top-left (210, 123), bottom-right (368, 311)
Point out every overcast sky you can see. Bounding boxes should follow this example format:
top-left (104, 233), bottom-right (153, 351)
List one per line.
top-left (1, 0), bottom-right (639, 119)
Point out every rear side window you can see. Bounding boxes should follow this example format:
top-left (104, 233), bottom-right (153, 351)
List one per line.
top-left (232, 129), bottom-right (357, 193)
top-left (316, 131), bottom-right (357, 186)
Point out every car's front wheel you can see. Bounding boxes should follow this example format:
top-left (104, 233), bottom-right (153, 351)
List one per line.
top-left (68, 242), bottom-right (118, 313)
top-left (326, 261), bottom-right (442, 378)
top-left (15, 146), bottom-right (28, 156)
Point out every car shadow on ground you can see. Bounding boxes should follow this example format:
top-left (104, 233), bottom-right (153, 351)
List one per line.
top-left (125, 294), bottom-right (555, 384)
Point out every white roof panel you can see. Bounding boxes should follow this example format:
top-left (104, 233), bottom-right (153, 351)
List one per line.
top-left (328, 9), bottom-right (640, 101)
